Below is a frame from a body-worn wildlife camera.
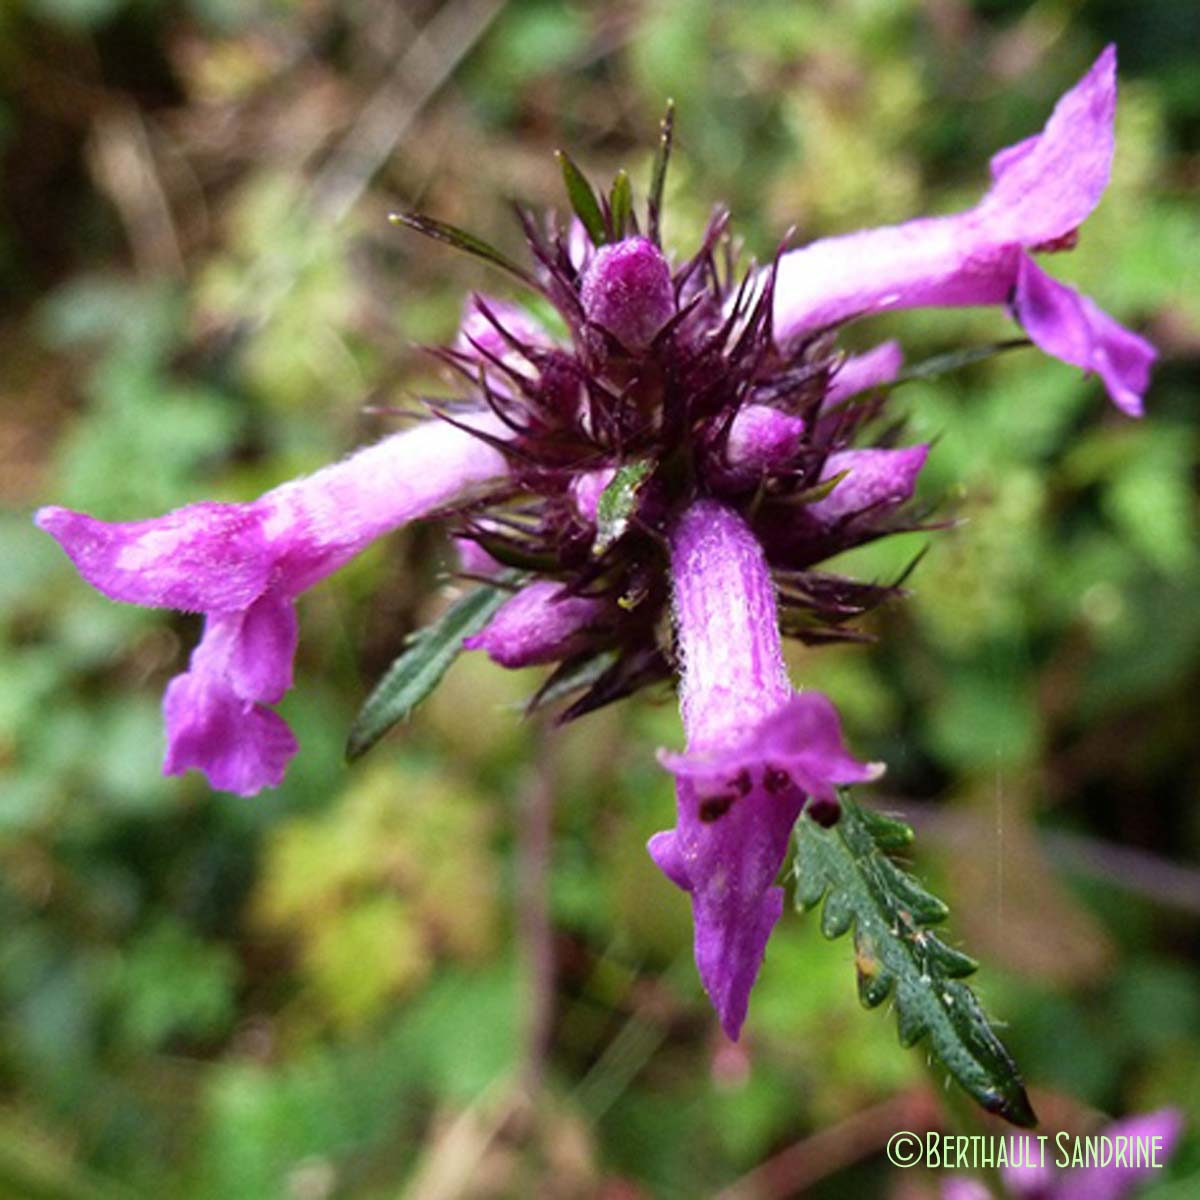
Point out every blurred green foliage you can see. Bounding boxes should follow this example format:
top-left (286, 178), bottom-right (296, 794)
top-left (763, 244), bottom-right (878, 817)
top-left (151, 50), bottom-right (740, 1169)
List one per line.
top-left (1, 0), bottom-right (1198, 1196)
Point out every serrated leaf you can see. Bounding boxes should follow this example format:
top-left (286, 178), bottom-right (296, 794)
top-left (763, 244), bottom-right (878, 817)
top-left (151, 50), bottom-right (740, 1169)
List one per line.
top-left (594, 459), bottom-right (654, 555)
top-left (926, 940), bottom-right (979, 979)
top-left (858, 806), bottom-right (915, 851)
top-left (610, 170), bottom-right (634, 241)
top-left (389, 212), bottom-right (535, 287)
top-left (794, 794), bottom-right (1036, 1127)
top-left (876, 856), bottom-right (951, 924)
top-left (647, 99), bottom-right (675, 246)
top-left (820, 888), bottom-right (856, 939)
top-left (556, 151), bottom-right (607, 246)
top-left (346, 576), bottom-right (520, 761)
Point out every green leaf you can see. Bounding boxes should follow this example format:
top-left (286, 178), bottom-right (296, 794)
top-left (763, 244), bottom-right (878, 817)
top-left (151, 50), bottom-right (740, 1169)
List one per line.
top-left (610, 170), bottom-right (635, 241)
top-left (647, 99), bottom-right (676, 245)
top-left (794, 794), bottom-right (1036, 1127)
top-left (527, 650), bottom-right (618, 713)
top-left (769, 468), bottom-right (850, 507)
top-left (886, 339), bottom-right (1032, 388)
top-left (346, 576), bottom-right (520, 761)
top-left (471, 535), bottom-right (560, 573)
top-left (594, 459), bottom-right (654, 554)
top-left (388, 212), bottom-right (535, 287)
top-left (555, 150), bottom-right (608, 246)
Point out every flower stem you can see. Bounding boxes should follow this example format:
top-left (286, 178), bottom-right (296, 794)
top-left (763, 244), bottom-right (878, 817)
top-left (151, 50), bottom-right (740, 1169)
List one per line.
top-left (517, 717), bottom-right (556, 1100)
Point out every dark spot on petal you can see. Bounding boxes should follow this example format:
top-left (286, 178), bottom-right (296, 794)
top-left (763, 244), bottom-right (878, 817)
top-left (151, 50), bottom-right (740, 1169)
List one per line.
top-left (1031, 229), bottom-right (1079, 254)
top-left (730, 768), bottom-right (753, 796)
top-left (807, 796), bottom-right (841, 827)
top-left (763, 765), bottom-right (791, 794)
top-left (698, 792), bottom-right (736, 822)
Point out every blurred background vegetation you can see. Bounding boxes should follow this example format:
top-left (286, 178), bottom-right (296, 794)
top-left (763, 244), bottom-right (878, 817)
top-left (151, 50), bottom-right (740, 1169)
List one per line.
top-left (2, 0), bottom-right (1199, 1196)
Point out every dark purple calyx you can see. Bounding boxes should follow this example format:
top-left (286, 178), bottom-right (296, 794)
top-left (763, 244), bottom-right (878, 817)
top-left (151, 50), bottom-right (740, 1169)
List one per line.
top-left (400, 130), bottom-right (929, 720)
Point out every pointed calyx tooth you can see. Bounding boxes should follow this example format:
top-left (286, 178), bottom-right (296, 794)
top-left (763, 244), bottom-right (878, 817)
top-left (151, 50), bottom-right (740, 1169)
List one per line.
top-left (580, 236), bottom-right (675, 351)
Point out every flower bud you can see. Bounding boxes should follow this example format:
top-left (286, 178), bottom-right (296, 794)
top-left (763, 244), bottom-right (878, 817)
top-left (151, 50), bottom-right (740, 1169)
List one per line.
top-left (580, 236), bottom-right (674, 351)
top-left (570, 468), bottom-right (617, 524)
top-left (809, 445), bottom-right (929, 524)
top-left (724, 406), bottom-right (806, 478)
top-left (463, 580), bottom-right (607, 668)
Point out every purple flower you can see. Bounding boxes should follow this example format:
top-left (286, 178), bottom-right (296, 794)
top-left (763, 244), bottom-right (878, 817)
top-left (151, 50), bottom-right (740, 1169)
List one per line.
top-left (808, 445), bottom-right (931, 526)
top-left (464, 580), bottom-right (610, 668)
top-left (942, 1182), bottom-right (991, 1200)
top-left (37, 418), bottom-right (508, 795)
top-left (580, 236), bottom-right (676, 350)
top-left (37, 46), bottom-right (1154, 1034)
top-left (775, 46), bottom-right (1153, 415)
top-left (648, 501), bottom-right (881, 1038)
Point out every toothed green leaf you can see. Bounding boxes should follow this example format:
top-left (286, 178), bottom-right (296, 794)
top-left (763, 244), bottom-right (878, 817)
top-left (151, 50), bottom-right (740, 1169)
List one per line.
top-left (859, 806), bottom-right (916, 851)
top-left (794, 794), bottom-right (1036, 1128)
top-left (820, 888), bottom-right (856, 939)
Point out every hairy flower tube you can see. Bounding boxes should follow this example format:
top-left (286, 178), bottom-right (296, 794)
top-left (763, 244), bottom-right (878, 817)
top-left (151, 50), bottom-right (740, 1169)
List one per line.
top-left (37, 46), bottom-right (1153, 1034)
top-left (37, 418), bottom-right (507, 795)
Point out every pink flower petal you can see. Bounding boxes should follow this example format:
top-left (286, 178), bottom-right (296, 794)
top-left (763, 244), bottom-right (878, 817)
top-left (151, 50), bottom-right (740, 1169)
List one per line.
top-left (1054, 1109), bottom-right (1185, 1200)
top-left (162, 658), bottom-right (298, 796)
top-left (671, 501), bottom-right (791, 749)
top-left (825, 341), bottom-right (904, 406)
top-left (39, 416), bottom-right (511, 795)
top-left (976, 45), bottom-right (1116, 245)
top-left (772, 46), bottom-right (1151, 414)
top-left (464, 579), bottom-right (608, 668)
top-left (1013, 254), bottom-right (1155, 417)
top-left (808, 445), bottom-right (930, 525)
top-left (651, 500), bottom-right (878, 1038)
top-left (35, 502), bottom-right (272, 613)
top-left (223, 593), bottom-right (299, 704)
